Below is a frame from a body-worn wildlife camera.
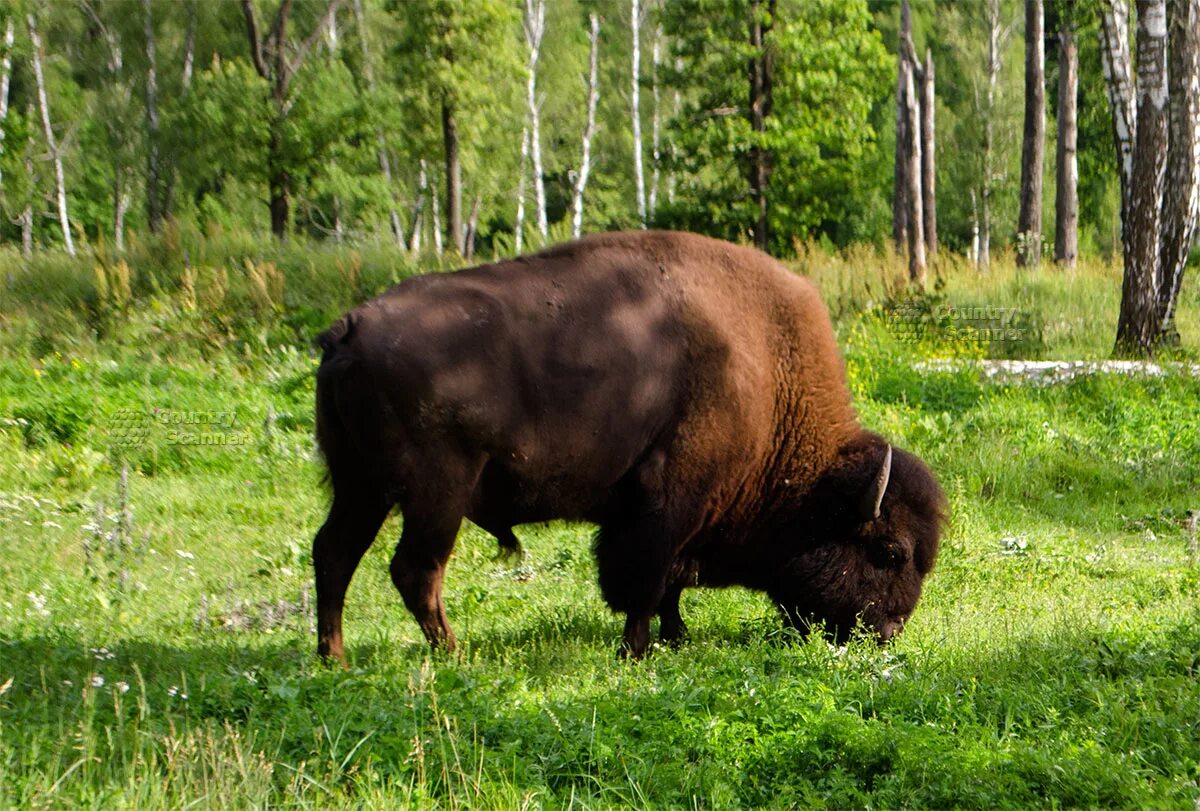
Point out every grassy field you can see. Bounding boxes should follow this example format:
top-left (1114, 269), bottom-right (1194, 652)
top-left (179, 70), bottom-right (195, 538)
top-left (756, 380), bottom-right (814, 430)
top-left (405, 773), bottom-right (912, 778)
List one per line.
top-left (1, 239), bottom-right (1198, 808)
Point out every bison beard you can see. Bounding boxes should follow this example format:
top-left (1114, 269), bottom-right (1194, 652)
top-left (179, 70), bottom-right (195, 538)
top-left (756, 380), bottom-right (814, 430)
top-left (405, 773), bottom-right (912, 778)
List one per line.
top-left (312, 231), bottom-right (945, 662)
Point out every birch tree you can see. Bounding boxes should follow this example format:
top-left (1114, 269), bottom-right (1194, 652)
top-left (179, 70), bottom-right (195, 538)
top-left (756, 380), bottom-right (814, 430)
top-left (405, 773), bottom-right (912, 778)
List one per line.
top-left (893, 0), bottom-right (927, 281)
top-left (903, 54), bottom-right (926, 283)
top-left (141, 0), bottom-right (164, 233)
top-left (977, 0), bottom-right (1014, 271)
top-left (748, 0), bottom-right (774, 250)
top-left (1156, 0), bottom-right (1200, 343)
top-left (1016, 0), bottom-right (1045, 267)
top-left (353, 0), bottom-right (404, 245)
top-left (648, 26), bottom-right (662, 220)
top-left (920, 48), bottom-right (937, 258)
top-left (241, 0), bottom-right (345, 237)
top-left (892, 0), bottom-right (912, 251)
top-left (27, 13), bottom-right (74, 256)
top-left (0, 17), bottom-right (14, 190)
top-left (1054, 22), bottom-right (1078, 267)
top-left (522, 0), bottom-right (547, 242)
top-left (571, 13), bottom-right (600, 239)
top-left (82, 0), bottom-right (135, 251)
top-left (631, 0), bottom-right (646, 226)
top-left (514, 125), bottom-right (528, 252)
top-left (1102, 0), bottom-right (1200, 352)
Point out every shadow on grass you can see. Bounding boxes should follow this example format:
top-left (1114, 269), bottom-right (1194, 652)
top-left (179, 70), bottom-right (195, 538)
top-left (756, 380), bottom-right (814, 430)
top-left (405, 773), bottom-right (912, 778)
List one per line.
top-left (1, 611), bottom-right (1198, 807)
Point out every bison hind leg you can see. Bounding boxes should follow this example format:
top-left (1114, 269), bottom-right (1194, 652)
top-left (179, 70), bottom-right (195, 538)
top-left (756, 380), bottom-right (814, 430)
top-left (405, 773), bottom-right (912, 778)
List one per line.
top-left (492, 526), bottom-right (524, 562)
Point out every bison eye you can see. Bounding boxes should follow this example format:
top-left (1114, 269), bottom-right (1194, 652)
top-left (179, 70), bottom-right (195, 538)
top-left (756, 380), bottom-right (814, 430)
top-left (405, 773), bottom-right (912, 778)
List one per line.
top-left (874, 541), bottom-right (910, 567)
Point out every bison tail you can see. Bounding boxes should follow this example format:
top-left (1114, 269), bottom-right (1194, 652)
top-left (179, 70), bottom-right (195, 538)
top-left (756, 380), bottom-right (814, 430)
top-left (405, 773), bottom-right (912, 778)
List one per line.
top-left (314, 314), bottom-right (359, 489)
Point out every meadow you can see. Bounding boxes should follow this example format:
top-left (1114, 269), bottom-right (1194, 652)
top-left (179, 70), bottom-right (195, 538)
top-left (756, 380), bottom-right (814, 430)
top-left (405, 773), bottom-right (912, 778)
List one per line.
top-left (0, 234), bottom-right (1198, 808)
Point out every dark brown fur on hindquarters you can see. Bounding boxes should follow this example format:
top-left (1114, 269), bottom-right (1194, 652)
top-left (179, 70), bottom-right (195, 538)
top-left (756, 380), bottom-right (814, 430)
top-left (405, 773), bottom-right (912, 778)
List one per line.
top-left (311, 230), bottom-right (946, 662)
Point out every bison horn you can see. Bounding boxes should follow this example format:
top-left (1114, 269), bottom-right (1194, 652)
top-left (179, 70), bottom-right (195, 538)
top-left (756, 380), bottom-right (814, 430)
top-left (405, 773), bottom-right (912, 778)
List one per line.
top-left (866, 444), bottom-right (892, 520)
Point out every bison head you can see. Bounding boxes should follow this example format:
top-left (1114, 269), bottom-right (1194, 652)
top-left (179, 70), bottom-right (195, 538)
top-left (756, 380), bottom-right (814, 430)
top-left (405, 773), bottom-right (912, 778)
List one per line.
top-left (770, 434), bottom-right (945, 644)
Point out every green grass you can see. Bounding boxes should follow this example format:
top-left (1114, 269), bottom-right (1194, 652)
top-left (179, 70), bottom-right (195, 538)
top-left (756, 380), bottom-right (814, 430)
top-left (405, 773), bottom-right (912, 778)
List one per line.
top-left (1, 241), bottom-right (1199, 807)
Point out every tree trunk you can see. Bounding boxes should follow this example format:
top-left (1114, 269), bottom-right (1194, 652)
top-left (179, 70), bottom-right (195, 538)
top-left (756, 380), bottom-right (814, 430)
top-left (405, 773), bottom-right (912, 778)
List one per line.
top-left (523, 0), bottom-right (547, 242)
top-left (893, 0), bottom-right (912, 252)
top-left (241, 0), bottom-right (345, 239)
top-left (410, 159), bottom-right (428, 253)
top-left (631, 0), bottom-right (646, 226)
top-left (27, 14), bottom-right (75, 256)
top-left (182, 0), bottom-right (197, 89)
top-left (431, 165), bottom-right (444, 256)
top-left (515, 126), bottom-right (529, 253)
top-left (268, 125), bottom-right (291, 238)
top-left (21, 100), bottom-right (32, 257)
top-left (980, 0), bottom-right (1004, 272)
top-left (1054, 27), bottom-right (1078, 267)
top-left (0, 17), bottom-right (14, 190)
top-left (970, 189), bottom-right (981, 266)
top-left (920, 48), bottom-right (937, 258)
top-left (748, 0), bottom-right (775, 252)
top-left (442, 102), bottom-right (463, 254)
top-left (142, 0), bottom-right (163, 233)
top-left (572, 14), bottom-right (601, 239)
top-left (648, 26), bottom-right (662, 220)
top-left (904, 58), bottom-right (926, 284)
top-left (1017, 0), bottom-right (1045, 267)
top-left (1099, 2), bottom-right (1135, 218)
top-left (464, 194), bottom-right (481, 261)
top-left (114, 170), bottom-right (129, 252)
top-left (1114, 0), bottom-right (1168, 355)
top-left (353, 0), bottom-right (404, 245)
top-left (1156, 0), bottom-right (1200, 343)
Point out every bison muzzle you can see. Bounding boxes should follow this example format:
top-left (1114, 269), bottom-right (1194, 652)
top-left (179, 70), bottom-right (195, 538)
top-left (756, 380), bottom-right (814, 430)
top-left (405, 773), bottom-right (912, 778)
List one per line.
top-left (312, 231), bottom-right (945, 661)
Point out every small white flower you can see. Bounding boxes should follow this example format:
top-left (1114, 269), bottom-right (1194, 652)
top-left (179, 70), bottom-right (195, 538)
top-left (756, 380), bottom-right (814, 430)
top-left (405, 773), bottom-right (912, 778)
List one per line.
top-left (167, 685), bottom-right (179, 697)
top-left (90, 675), bottom-right (105, 688)
top-left (115, 681), bottom-right (130, 694)
top-left (175, 550), bottom-right (195, 560)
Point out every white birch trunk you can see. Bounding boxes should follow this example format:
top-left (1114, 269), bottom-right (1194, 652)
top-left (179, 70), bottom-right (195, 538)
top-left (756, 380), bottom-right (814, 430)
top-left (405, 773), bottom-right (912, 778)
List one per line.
top-left (431, 170), bottom-right (443, 256)
top-left (669, 57), bottom-right (681, 204)
top-left (515, 125), bottom-right (529, 252)
top-left (182, 0), bottom-right (197, 90)
top-left (980, 0), bottom-right (1007, 272)
top-left (27, 14), bottom-right (75, 256)
top-left (353, 0), bottom-right (404, 245)
top-left (1099, 1), bottom-right (1136, 215)
top-left (114, 171), bottom-right (129, 252)
top-left (904, 58), bottom-right (926, 283)
top-left (142, 0), bottom-right (164, 232)
top-left (0, 18), bottom-right (14, 190)
top-left (410, 159), bottom-right (428, 254)
top-left (523, 0), bottom-right (547, 242)
top-left (1157, 0), bottom-right (1200, 335)
top-left (572, 14), bottom-right (601, 239)
top-left (21, 100), bottom-right (31, 257)
top-left (631, 0), bottom-right (646, 225)
top-left (648, 26), bottom-right (662, 219)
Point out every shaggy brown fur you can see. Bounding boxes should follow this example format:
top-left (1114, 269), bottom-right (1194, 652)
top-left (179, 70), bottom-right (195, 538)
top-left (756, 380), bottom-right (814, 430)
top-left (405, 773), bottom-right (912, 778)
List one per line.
top-left (312, 230), bottom-right (945, 661)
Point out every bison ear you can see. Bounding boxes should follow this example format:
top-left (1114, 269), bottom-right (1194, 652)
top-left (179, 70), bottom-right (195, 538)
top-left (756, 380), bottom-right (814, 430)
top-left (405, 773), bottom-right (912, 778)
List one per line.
top-left (859, 444), bottom-right (892, 522)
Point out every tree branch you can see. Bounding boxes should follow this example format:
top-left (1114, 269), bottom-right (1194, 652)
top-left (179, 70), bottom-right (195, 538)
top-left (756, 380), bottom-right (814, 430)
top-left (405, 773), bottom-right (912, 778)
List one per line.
top-left (241, 0), bottom-right (269, 78)
top-left (283, 0), bottom-right (344, 94)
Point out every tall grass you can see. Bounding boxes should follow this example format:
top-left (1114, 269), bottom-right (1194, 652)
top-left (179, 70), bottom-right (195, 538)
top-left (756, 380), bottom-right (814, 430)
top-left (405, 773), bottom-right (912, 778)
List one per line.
top-left (4, 231), bottom-right (1195, 361)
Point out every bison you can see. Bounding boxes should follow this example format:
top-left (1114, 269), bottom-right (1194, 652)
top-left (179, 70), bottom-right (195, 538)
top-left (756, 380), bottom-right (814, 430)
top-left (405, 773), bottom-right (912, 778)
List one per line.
top-left (313, 230), bottom-right (945, 661)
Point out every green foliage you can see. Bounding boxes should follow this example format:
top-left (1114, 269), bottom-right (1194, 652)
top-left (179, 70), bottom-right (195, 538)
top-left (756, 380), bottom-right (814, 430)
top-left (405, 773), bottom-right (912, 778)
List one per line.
top-left (656, 0), bottom-right (892, 252)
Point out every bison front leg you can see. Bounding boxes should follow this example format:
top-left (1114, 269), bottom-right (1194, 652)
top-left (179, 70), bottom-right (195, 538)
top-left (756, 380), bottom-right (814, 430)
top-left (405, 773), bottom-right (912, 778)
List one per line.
top-left (596, 516), bottom-right (698, 660)
top-left (313, 492), bottom-right (391, 664)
